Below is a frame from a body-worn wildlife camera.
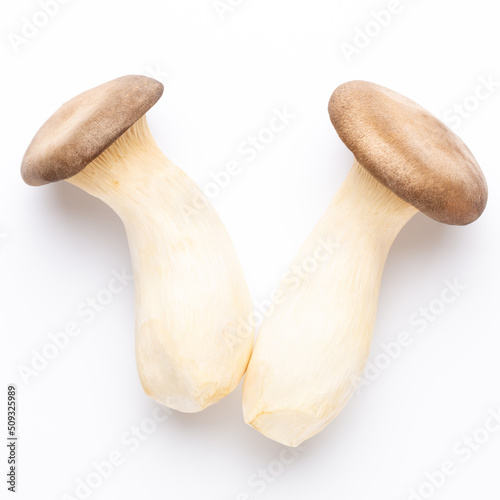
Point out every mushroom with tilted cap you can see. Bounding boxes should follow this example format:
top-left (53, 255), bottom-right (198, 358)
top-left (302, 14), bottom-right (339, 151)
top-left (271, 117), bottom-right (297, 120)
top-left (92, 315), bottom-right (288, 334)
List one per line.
top-left (242, 80), bottom-right (488, 446)
top-left (22, 75), bottom-right (254, 412)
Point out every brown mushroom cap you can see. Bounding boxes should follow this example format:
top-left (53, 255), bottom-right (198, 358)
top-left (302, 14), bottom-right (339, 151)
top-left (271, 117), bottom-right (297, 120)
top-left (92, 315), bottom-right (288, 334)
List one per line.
top-left (329, 81), bottom-right (487, 225)
top-left (21, 75), bottom-right (164, 186)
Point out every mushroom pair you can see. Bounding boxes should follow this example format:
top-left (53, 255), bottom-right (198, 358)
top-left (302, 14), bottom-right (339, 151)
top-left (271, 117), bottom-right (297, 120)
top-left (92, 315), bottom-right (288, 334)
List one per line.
top-left (22, 77), bottom-right (487, 446)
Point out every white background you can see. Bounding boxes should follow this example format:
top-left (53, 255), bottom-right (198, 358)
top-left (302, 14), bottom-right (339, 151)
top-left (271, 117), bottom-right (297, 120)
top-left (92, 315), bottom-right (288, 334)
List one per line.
top-left (1, 0), bottom-right (500, 499)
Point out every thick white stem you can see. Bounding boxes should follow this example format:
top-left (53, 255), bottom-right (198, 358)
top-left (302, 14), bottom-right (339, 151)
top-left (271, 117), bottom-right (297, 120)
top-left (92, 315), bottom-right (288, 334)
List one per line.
top-left (242, 160), bottom-right (417, 445)
top-left (67, 117), bottom-right (254, 412)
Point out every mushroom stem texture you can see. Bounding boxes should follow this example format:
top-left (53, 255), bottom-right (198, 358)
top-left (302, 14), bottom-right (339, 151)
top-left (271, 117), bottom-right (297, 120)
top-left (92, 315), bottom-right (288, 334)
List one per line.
top-left (242, 160), bottom-right (418, 446)
top-left (68, 116), bottom-right (254, 412)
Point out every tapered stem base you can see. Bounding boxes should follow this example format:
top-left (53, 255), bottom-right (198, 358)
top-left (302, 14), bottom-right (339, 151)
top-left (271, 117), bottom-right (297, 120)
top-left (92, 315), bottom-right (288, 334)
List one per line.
top-left (68, 118), bottom-right (254, 412)
top-left (242, 161), bottom-right (417, 445)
